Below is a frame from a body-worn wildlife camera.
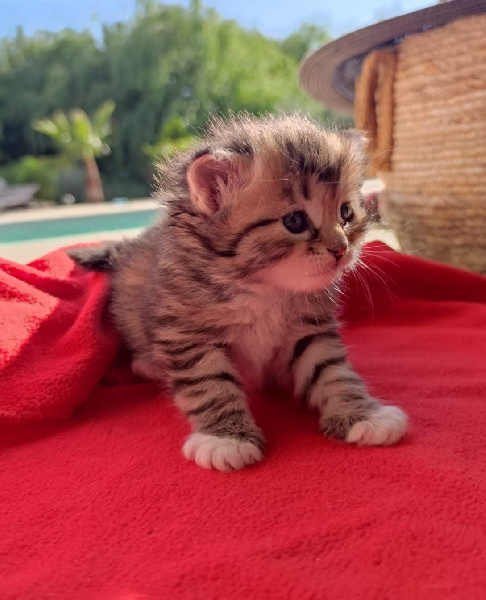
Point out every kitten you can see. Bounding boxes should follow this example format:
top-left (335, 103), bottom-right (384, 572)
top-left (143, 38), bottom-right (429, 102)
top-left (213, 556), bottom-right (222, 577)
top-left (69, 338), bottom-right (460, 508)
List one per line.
top-left (68, 114), bottom-right (408, 472)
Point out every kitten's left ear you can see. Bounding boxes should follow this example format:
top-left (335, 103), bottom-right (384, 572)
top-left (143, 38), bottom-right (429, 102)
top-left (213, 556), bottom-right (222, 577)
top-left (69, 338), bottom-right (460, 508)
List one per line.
top-left (186, 152), bottom-right (247, 215)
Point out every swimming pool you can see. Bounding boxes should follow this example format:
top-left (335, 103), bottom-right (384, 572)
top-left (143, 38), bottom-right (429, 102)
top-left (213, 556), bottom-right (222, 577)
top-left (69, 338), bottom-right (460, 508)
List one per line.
top-left (0, 200), bottom-right (157, 262)
top-left (0, 205), bottom-right (156, 243)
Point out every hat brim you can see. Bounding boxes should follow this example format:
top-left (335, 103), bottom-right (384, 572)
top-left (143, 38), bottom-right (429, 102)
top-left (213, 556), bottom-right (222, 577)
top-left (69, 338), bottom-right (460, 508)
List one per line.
top-left (299, 0), bottom-right (486, 115)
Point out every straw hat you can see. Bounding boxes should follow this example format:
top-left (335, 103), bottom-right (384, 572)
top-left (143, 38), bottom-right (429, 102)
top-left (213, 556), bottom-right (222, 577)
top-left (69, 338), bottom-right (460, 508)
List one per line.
top-left (300, 0), bottom-right (486, 115)
top-left (300, 0), bottom-right (486, 274)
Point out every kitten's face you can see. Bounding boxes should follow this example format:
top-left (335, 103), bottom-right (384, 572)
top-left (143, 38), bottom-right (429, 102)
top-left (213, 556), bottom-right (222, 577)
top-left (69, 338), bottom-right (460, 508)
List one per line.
top-left (229, 159), bottom-right (367, 292)
top-left (165, 116), bottom-right (369, 293)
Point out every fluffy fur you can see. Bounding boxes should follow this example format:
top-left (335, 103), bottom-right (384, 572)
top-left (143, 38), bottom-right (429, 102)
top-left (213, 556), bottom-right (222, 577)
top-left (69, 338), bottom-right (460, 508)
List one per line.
top-left (68, 114), bottom-right (407, 472)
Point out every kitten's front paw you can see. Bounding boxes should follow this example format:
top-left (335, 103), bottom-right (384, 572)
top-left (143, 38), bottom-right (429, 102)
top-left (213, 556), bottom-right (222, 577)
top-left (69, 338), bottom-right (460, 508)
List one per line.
top-left (182, 432), bottom-right (263, 472)
top-left (346, 405), bottom-right (408, 446)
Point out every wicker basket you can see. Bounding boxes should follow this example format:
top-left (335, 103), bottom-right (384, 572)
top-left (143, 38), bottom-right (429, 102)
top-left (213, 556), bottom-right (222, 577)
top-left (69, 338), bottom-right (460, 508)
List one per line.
top-left (355, 13), bottom-right (486, 274)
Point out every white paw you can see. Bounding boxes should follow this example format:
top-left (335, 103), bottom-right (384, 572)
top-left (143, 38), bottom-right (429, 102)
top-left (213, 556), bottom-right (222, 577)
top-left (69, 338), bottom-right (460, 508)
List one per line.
top-left (182, 432), bottom-right (263, 472)
top-left (346, 405), bottom-right (408, 446)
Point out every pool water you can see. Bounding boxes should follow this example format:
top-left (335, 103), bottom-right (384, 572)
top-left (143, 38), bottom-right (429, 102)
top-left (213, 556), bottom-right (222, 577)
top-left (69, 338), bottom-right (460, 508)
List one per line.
top-left (0, 208), bottom-right (157, 243)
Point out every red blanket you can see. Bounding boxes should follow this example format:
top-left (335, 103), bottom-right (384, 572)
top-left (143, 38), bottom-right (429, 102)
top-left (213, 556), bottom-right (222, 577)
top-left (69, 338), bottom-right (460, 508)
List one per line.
top-left (1, 242), bottom-right (485, 599)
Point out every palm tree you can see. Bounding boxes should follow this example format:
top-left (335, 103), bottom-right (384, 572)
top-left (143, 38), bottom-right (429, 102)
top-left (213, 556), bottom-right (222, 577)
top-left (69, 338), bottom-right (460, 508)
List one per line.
top-left (33, 101), bottom-right (115, 203)
top-left (142, 116), bottom-right (194, 161)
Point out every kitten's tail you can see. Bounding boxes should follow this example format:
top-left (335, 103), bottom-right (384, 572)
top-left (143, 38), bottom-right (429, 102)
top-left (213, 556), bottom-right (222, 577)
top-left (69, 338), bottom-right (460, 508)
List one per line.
top-left (67, 240), bottom-right (128, 273)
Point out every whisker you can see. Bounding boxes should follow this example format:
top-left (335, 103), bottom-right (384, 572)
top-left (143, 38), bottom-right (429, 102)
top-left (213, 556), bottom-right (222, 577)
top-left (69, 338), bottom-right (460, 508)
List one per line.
top-left (353, 267), bottom-right (375, 317)
top-left (370, 144), bottom-right (395, 160)
top-left (360, 246), bottom-right (404, 272)
top-left (356, 260), bottom-right (396, 301)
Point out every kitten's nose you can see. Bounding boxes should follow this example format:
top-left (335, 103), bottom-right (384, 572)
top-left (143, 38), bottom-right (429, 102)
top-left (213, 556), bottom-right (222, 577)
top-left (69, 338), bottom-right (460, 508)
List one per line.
top-left (327, 244), bottom-right (347, 262)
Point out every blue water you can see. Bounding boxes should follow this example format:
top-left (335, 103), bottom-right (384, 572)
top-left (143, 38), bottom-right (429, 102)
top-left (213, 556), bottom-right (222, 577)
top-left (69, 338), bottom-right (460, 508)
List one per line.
top-left (0, 208), bottom-right (157, 243)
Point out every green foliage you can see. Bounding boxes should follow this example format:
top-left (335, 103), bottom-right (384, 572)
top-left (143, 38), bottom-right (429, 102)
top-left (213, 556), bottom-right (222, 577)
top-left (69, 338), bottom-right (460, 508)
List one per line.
top-left (0, 27), bottom-right (101, 159)
top-left (0, 1), bottom-right (349, 199)
top-left (280, 23), bottom-right (331, 61)
top-left (143, 116), bottom-right (195, 161)
top-left (0, 155), bottom-right (66, 200)
top-left (102, 174), bottom-right (153, 200)
top-left (32, 101), bottom-right (115, 161)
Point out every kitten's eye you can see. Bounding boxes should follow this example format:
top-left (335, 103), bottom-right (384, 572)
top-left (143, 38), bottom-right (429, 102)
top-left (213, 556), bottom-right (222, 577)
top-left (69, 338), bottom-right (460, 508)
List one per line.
top-left (340, 203), bottom-right (353, 223)
top-left (282, 211), bottom-right (309, 234)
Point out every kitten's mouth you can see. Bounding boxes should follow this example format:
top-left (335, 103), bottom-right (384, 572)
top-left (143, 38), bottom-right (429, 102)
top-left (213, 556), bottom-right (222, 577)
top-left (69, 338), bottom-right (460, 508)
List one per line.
top-left (302, 263), bottom-right (338, 289)
top-left (307, 258), bottom-right (339, 277)
top-left (307, 255), bottom-right (353, 286)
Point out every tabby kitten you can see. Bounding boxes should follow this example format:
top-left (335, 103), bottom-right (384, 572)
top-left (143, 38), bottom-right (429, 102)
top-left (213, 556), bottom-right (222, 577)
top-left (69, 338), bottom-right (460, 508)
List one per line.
top-left (69, 114), bottom-right (408, 472)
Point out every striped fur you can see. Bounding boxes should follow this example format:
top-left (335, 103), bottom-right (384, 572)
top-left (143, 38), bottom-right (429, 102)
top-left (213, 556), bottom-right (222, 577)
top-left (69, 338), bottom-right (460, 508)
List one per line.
top-left (70, 114), bottom-right (407, 472)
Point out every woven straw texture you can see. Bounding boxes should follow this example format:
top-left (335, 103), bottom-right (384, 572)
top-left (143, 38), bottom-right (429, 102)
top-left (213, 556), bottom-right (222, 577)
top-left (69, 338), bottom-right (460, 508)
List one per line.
top-left (355, 49), bottom-right (397, 175)
top-left (380, 192), bottom-right (486, 273)
top-left (357, 13), bottom-right (486, 273)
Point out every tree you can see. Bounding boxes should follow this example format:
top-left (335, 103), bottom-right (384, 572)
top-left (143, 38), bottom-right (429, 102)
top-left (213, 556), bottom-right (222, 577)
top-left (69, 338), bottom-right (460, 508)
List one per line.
top-left (32, 101), bottom-right (115, 202)
top-left (143, 116), bottom-right (195, 162)
top-left (0, 2), bottom-right (343, 200)
top-left (281, 23), bottom-right (331, 62)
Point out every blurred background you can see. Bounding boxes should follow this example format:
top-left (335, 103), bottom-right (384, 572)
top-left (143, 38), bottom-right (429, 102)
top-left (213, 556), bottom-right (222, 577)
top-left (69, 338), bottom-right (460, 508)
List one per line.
top-left (0, 0), bottom-right (433, 260)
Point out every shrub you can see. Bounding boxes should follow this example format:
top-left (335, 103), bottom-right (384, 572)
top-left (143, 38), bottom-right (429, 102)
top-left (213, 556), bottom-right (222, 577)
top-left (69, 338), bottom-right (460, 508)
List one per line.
top-left (0, 155), bottom-right (66, 201)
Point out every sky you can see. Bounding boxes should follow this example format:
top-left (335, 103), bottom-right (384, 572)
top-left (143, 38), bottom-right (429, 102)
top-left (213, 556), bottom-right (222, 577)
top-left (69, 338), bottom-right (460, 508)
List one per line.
top-left (1, 0), bottom-right (435, 40)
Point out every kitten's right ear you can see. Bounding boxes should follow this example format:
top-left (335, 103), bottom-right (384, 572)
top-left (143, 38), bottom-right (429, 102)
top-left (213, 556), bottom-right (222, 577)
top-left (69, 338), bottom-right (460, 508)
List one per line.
top-left (341, 129), bottom-right (369, 153)
top-left (186, 152), bottom-right (244, 215)
top-left (340, 128), bottom-right (370, 173)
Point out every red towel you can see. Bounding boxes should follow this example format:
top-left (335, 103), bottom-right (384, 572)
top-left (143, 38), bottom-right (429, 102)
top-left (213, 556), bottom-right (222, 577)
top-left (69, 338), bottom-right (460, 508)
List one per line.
top-left (1, 242), bottom-right (485, 599)
top-left (0, 251), bottom-right (119, 422)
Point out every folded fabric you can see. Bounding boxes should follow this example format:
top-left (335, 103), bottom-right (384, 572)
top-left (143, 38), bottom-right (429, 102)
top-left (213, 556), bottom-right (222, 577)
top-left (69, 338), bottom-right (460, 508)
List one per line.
top-left (0, 249), bottom-right (119, 422)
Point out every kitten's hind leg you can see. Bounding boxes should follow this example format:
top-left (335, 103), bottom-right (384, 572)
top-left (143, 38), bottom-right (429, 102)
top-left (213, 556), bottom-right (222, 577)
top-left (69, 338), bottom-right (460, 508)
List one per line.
top-left (67, 240), bottom-right (126, 272)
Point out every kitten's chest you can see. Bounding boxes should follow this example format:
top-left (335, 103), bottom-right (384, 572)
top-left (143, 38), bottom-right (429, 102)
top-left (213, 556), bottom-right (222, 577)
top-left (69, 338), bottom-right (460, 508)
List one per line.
top-left (229, 296), bottom-right (288, 389)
